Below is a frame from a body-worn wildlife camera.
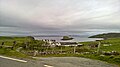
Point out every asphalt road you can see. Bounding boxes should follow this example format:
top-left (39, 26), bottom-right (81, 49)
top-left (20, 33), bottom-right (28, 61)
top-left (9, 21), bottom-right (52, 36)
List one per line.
top-left (0, 56), bottom-right (118, 67)
top-left (0, 57), bottom-right (45, 67)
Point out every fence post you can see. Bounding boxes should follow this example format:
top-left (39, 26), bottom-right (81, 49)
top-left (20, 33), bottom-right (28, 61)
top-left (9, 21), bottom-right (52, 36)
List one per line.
top-left (97, 41), bottom-right (101, 54)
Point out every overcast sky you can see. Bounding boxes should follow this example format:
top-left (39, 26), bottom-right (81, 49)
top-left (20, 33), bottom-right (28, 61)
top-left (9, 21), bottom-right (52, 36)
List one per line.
top-left (0, 0), bottom-right (120, 33)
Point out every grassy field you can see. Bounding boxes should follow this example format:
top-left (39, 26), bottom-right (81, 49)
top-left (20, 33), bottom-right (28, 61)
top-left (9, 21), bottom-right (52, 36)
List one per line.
top-left (0, 36), bottom-right (120, 66)
top-left (0, 36), bottom-right (36, 58)
top-left (100, 38), bottom-right (120, 52)
top-left (0, 48), bottom-right (28, 58)
top-left (37, 38), bottom-right (120, 65)
top-left (79, 38), bottom-right (120, 65)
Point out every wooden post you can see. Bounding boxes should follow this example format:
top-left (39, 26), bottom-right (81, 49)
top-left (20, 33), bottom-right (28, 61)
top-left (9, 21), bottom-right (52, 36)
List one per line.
top-left (25, 42), bottom-right (29, 49)
top-left (0, 42), bottom-right (4, 48)
top-left (73, 46), bottom-right (76, 54)
top-left (46, 46), bottom-right (48, 52)
top-left (61, 46), bottom-right (62, 53)
top-left (52, 47), bottom-right (54, 54)
top-left (2, 42), bottom-right (4, 45)
top-left (12, 41), bottom-right (16, 50)
top-left (33, 50), bottom-right (38, 56)
top-left (97, 42), bottom-right (101, 54)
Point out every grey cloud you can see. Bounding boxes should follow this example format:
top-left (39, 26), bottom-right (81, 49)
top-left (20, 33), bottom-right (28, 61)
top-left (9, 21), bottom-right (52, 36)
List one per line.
top-left (0, 0), bottom-right (120, 32)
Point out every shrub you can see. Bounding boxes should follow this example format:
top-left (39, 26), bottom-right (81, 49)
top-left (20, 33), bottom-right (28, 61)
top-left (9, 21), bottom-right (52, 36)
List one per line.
top-left (113, 57), bottom-right (120, 63)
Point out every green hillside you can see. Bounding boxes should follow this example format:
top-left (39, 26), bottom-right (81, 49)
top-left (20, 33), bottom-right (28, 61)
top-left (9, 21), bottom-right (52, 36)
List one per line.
top-left (89, 33), bottom-right (120, 38)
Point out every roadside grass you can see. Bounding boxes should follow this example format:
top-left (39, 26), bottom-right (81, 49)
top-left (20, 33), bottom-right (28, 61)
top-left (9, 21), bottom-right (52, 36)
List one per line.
top-left (0, 36), bottom-right (35, 59)
top-left (0, 48), bottom-right (28, 58)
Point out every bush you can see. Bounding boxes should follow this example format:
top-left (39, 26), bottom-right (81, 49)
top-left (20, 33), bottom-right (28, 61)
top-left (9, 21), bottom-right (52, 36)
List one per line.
top-left (76, 46), bottom-right (90, 52)
top-left (113, 57), bottom-right (120, 63)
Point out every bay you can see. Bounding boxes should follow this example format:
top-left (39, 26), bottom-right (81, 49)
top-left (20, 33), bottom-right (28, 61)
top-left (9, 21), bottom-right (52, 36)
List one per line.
top-left (34, 36), bottom-right (103, 42)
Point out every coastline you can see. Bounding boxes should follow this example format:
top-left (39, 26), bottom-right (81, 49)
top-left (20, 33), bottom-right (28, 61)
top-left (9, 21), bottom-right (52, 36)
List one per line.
top-left (34, 36), bottom-right (103, 42)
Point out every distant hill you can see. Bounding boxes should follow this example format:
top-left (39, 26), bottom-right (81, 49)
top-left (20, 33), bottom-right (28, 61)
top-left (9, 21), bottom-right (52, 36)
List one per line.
top-left (89, 33), bottom-right (120, 38)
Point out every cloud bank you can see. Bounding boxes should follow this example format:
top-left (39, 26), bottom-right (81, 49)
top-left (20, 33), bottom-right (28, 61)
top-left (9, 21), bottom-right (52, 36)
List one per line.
top-left (0, 0), bottom-right (120, 32)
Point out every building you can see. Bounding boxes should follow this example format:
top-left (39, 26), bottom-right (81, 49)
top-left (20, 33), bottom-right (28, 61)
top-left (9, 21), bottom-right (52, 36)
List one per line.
top-left (42, 39), bottom-right (83, 47)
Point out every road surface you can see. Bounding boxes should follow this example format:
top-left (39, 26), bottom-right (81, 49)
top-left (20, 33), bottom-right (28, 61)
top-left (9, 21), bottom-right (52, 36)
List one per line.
top-left (0, 56), bottom-right (45, 67)
top-left (0, 56), bottom-right (118, 67)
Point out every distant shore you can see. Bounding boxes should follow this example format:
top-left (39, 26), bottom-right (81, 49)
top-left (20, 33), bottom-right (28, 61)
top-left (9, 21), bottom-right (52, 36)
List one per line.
top-left (34, 36), bottom-right (103, 42)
